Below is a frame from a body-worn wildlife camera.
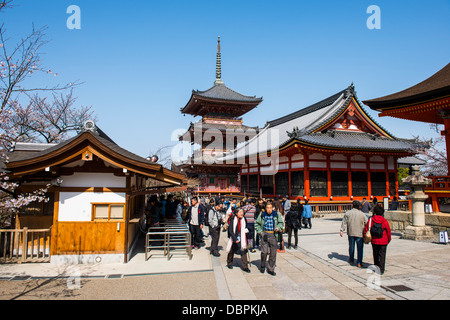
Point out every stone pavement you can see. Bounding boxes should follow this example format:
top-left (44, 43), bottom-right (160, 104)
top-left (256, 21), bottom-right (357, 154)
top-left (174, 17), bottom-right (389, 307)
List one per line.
top-left (1, 218), bottom-right (449, 300)
top-left (216, 218), bottom-right (450, 300)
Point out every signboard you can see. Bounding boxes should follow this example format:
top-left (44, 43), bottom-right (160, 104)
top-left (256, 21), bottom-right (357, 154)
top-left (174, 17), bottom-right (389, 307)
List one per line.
top-left (383, 197), bottom-right (389, 210)
top-left (439, 231), bottom-right (449, 244)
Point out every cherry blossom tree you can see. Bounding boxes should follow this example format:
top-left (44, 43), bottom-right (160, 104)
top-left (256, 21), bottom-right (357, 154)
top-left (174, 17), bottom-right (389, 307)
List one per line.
top-left (0, 1), bottom-right (96, 225)
top-left (416, 135), bottom-right (448, 176)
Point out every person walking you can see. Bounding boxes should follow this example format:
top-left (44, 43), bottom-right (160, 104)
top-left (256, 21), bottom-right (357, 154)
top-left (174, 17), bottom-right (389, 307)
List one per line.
top-left (285, 207), bottom-right (301, 249)
top-left (282, 195), bottom-right (291, 212)
top-left (389, 196), bottom-right (400, 211)
top-left (361, 197), bottom-right (371, 219)
top-left (223, 198), bottom-right (237, 231)
top-left (175, 199), bottom-right (183, 220)
top-left (208, 200), bottom-right (223, 257)
top-left (242, 199), bottom-right (257, 253)
top-left (364, 204), bottom-right (392, 275)
top-left (146, 195), bottom-right (160, 228)
top-left (296, 199), bottom-right (303, 230)
top-left (254, 199), bottom-right (265, 249)
top-left (301, 200), bottom-right (313, 229)
top-left (226, 208), bottom-right (250, 273)
top-left (185, 197), bottom-right (205, 250)
top-left (340, 201), bottom-right (367, 268)
top-left (255, 202), bottom-right (284, 276)
top-left (273, 199), bottom-right (286, 252)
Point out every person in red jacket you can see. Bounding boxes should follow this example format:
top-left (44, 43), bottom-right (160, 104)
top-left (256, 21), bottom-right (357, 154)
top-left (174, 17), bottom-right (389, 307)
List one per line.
top-left (364, 204), bottom-right (391, 275)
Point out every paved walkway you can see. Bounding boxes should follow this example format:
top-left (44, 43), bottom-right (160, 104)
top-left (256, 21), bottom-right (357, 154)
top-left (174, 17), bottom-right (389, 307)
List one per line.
top-left (0, 218), bottom-right (449, 300)
top-left (215, 218), bottom-right (450, 300)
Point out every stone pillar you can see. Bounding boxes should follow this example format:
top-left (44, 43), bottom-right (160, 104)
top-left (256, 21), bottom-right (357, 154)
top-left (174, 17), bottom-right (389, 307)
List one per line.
top-left (401, 165), bottom-right (434, 240)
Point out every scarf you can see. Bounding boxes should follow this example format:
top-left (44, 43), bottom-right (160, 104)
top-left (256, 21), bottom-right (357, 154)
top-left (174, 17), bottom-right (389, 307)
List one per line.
top-left (226, 215), bottom-right (247, 253)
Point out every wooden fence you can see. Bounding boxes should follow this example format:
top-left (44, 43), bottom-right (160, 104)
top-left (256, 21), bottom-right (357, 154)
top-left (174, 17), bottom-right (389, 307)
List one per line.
top-left (0, 227), bottom-right (51, 263)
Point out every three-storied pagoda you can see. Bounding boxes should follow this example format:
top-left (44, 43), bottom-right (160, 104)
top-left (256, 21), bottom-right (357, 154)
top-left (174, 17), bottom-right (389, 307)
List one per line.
top-left (178, 37), bottom-right (263, 195)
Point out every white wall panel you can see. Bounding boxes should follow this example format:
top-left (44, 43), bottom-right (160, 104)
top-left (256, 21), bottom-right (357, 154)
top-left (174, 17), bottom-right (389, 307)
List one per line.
top-left (59, 192), bottom-right (126, 222)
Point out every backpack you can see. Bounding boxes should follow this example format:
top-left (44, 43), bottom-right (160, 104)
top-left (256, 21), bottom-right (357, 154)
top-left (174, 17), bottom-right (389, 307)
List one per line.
top-left (204, 204), bottom-right (212, 227)
top-left (370, 220), bottom-right (384, 238)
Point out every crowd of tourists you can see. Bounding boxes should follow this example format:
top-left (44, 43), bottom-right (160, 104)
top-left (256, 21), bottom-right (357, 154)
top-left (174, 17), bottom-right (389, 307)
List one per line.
top-left (144, 193), bottom-right (392, 276)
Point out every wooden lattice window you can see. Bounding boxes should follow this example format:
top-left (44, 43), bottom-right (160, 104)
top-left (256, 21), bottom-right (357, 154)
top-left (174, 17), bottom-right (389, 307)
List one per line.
top-left (92, 203), bottom-right (125, 221)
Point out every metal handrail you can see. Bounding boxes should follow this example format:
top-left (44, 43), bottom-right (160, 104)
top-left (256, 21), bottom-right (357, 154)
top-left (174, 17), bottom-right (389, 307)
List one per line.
top-left (145, 224), bottom-right (191, 261)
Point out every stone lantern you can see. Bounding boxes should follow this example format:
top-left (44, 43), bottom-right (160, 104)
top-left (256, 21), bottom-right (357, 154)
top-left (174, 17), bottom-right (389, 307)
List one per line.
top-left (401, 165), bottom-right (434, 240)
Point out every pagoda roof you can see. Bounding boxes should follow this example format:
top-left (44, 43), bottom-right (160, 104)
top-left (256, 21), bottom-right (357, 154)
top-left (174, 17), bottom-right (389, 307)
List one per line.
top-left (194, 82), bottom-right (263, 103)
top-left (221, 84), bottom-right (421, 161)
top-left (363, 62), bottom-right (450, 111)
top-left (182, 120), bottom-right (259, 133)
top-left (181, 82), bottom-right (263, 117)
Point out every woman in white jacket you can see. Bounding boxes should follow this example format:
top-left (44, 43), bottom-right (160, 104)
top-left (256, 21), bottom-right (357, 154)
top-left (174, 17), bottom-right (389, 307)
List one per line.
top-left (226, 208), bottom-right (250, 273)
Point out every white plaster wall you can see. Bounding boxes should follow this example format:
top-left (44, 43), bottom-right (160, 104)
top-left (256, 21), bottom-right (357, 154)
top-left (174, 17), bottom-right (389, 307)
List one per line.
top-left (309, 161), bottom-right (327, 168)
top-left (331, 162), bottom-right (348, 169)
top-left (291, 162), bottom-right (304, 169)
top-left (60, 173), bottom-right (126, 188)
top-left (59, 192), bottom-right (126, 222)
top-left (370, 163), bottom-right (385, 170)
top-left (291, 154), bottom-right (304, 161)
top-left (351, 162), bottom-right (367, 169)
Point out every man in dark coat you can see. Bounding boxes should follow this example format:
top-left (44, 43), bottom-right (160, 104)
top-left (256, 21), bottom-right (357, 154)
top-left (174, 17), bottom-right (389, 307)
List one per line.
top-left (285, 209), bottom-right (301, 249)
top-left (185, 197), bottom-right (205, 249)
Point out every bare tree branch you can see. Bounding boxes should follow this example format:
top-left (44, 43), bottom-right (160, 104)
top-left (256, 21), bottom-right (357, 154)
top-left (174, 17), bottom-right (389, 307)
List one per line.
top-left (0, 0), bottom-right (97, 225)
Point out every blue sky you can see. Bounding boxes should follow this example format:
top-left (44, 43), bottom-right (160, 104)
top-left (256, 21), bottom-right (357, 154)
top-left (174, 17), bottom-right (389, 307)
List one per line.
top-left (2, 0), bottom-right (450, 158)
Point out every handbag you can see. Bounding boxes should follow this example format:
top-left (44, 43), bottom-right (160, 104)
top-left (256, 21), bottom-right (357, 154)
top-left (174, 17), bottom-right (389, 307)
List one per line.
top-left (364, 218), bottom-right (372, 244)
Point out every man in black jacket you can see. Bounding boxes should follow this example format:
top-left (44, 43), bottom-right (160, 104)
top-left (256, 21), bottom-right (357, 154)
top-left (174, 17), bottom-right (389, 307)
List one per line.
top-left (285, 209), bottom-right (301, 249)
top-left (186, 197), bottom-right (205, 249)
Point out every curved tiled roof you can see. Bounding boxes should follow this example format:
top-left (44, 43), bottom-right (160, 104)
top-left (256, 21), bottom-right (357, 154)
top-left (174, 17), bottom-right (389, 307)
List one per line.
top-left (363, 62), bottom-right (450, 109)
top-left (297, 131), bottom-right (415, 151)
top-left (221, 84), bottom-right (419, 161)
top-left (193, 83), bottom-right (263, 103)
top-left (181, 82), bottom-right (263, 118)
top-left (4, 126), bottom-right (185, 183)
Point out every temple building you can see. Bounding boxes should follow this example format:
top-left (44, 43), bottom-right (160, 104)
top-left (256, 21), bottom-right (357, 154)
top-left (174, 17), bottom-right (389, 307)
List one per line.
top-left (2, 121), bottom-right (185, 263)
top-left (178, 37), bottom-right (263, 195)
top-left (363, 62), bottom-right (450, 212)
top-left (222, 84), bottom-right (422, 202)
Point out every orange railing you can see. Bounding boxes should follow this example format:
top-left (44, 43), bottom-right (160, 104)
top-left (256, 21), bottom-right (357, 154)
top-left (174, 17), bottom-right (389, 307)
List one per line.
top-left (425, 176), bottom-right (450, 191)
top-left (196, 186), bottom-right (240, 193)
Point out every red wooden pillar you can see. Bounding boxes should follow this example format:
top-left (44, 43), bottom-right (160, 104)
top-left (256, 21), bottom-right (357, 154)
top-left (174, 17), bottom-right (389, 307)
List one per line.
top-left (347, 155), bottom-right (353, 199)
top-left (304, 153), bottom-right (310, 199)
top-left (443, 118), bottom-right (450, 175)
top-left (366, 156), bottom-right (372, 198)
top-left (327, 154), bottom-right (332, 199)
top-left (394, 157), bottom-right (399, 198)
top-left (272, 174), bottom-right (276, 197)
top-left (288, 155), bottom-right (292, 198)
top-left (257, 160), bottom-right (261, 194)
top-left (384, 156), bottom-right (389, 197)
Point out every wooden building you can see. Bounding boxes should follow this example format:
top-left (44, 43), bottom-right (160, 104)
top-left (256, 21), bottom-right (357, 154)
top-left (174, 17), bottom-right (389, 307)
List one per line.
top-left (4, 121), bottom-right (185, 263)
top-left (222, 84), bottom-right (421, 202)
top-left (363, 62), bottom-right (450, 212)
top-left (178, 37), bottom-right (262, 194)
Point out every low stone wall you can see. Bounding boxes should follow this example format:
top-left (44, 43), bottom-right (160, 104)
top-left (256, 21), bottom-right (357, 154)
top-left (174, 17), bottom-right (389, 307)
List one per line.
top-left (385, 211), bottom-right (450, 234)
top-left (315, 211), bottom-right (450, 235)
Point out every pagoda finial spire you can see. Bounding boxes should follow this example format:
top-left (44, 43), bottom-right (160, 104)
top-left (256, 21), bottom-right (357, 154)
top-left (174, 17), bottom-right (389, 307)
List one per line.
top-left (215, 36), bottom-right (224, 85)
